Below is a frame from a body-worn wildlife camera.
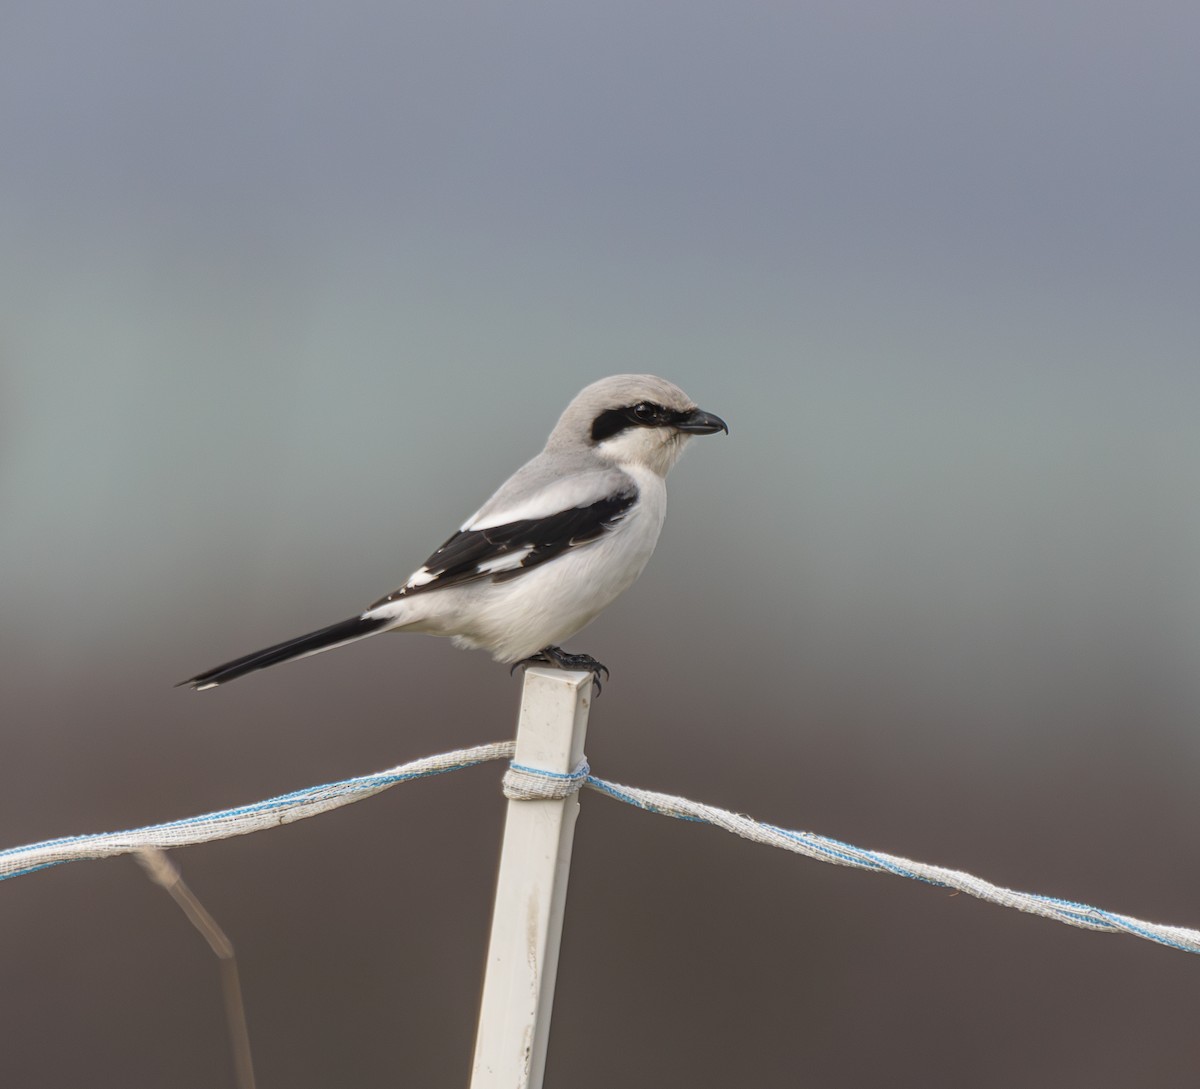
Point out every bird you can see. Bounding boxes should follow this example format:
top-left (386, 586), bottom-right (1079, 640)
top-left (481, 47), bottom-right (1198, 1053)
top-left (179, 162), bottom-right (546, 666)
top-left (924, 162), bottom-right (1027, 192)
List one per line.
top-left (181, 374), bottom-right (727, 692)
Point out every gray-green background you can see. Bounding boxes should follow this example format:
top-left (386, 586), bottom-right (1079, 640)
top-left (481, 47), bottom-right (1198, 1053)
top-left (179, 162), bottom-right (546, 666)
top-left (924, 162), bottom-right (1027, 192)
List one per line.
top-left (3, 4), bottom-right (1198, 1086)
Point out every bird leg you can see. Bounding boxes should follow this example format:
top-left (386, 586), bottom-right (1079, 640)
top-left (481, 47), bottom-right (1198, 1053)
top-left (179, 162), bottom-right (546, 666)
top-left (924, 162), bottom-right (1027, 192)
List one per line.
top-left (511, 645), bottom-right (610, 694)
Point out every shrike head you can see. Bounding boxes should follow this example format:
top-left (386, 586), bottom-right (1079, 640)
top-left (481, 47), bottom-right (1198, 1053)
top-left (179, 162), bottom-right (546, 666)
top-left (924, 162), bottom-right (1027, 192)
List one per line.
top-left (549, 374), bottom-right (728, 476)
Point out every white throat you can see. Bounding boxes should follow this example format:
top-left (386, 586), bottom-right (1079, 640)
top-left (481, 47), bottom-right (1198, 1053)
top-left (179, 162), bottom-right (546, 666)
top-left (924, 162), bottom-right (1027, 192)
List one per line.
top-left (595, 426), bottom-right (691, 477)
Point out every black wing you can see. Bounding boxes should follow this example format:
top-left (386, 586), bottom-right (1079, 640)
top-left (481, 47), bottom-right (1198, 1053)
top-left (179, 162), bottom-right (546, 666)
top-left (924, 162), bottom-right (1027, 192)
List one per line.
top-left (370, 489), bottom-right (637, 607)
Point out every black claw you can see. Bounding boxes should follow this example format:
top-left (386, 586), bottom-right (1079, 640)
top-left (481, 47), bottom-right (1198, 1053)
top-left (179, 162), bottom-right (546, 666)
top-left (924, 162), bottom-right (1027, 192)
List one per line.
top-left (511, 646), bottom-right (610, 695)
top-left (511, 650), bottom-right (551, 676)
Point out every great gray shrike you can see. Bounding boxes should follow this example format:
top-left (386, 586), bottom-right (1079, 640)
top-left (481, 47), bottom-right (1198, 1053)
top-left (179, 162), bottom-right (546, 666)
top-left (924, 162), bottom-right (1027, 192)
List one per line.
top-left (182, 374), bottom-right (727, 691)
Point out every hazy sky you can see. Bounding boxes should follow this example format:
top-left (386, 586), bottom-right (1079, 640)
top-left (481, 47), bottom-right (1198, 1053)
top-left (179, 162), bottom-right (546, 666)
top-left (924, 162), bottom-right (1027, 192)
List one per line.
top-left (5, 1), bottom-right (1197, 636)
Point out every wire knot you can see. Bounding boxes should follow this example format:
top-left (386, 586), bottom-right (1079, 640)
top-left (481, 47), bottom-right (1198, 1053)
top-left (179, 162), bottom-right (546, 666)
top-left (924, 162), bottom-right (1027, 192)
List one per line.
top-left (502, 758), bottom-right (591, 801)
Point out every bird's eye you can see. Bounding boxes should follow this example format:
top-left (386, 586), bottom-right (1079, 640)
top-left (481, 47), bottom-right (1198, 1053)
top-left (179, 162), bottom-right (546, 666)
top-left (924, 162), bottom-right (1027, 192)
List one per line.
top-left (631, 402), bottom-right (658, 423)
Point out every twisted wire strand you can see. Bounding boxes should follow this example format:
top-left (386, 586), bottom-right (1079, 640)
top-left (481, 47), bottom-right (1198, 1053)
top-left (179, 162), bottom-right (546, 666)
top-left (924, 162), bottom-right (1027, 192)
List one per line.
top-left (1, 742), bottom-right (1195, 955)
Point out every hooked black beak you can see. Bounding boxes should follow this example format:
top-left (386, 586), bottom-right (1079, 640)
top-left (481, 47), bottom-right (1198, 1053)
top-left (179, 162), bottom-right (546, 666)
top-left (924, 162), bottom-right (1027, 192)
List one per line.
top-left (675, 407), bottom-right (729, 435)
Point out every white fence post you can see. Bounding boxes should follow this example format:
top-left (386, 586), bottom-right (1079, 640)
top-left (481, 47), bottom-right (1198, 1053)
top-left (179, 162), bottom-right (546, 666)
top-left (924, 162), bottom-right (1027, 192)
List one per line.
top-left (469, 667), bottom-right (592, 1089)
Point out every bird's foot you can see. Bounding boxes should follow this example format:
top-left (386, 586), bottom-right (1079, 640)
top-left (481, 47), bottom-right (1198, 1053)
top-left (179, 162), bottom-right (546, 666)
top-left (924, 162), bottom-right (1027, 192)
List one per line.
top-left (511, 646), bottom-right (610, 695)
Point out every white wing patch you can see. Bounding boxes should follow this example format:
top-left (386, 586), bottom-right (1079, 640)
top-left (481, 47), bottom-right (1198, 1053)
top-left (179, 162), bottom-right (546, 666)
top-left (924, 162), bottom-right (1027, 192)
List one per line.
top-left (474, 546), bottom-right (535, 575)
top-left (404, 567), bottom-right (437, 590)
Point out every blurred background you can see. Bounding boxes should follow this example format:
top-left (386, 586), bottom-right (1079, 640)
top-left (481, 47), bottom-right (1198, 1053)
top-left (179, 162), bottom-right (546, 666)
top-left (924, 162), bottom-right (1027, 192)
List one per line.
top-left (2, 2), bottom-right (1199, 1085)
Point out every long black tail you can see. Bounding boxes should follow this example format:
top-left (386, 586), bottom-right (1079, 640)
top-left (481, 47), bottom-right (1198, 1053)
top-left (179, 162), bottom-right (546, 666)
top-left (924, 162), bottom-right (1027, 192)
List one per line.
top-left (179, 614), bottom-right (391, 690)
